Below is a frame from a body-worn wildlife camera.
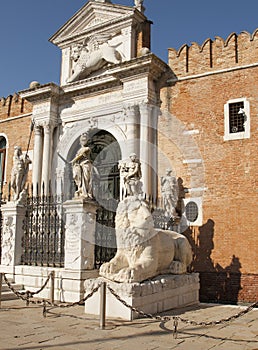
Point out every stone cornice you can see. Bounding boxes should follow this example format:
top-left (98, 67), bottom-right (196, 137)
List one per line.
top-left (60, 54), bottom-right (172, 98)
top-left (19, 83), bottom-right (61, 104)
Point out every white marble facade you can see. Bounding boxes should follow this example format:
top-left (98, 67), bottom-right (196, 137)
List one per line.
top-left (20, 0), bottom-right (172, 200)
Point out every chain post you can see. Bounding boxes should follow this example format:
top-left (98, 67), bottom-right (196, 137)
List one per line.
top-left (50, 271), bottom-right (55, 304)
top-left (99, 282), bottom-right (106, 330)
top-left (0, 273), bottom-right (2, 308)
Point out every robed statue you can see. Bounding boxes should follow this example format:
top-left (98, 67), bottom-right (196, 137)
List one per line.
top-left (11, 146), bottom-right (31, 201)
top-left (71, 133), bottom-right (93, 199)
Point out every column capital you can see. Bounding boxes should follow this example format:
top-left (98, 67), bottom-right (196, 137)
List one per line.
top-left (123, 104), bottom-right (139, 118)
top-left (138, 102), bottom-right (154, 115)
top-left (42, 120), bottom-right (57, 134)
top-left (34, 123), bottom-right (43, 136)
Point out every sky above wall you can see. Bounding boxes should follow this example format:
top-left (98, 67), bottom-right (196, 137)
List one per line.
top-left (1, 0), bottom-right (258, 97)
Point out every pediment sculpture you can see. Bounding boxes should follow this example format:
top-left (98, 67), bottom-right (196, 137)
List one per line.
top-left (66, 34), bottom-right (123, 83)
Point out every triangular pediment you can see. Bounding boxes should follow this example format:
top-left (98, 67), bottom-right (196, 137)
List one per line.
top-left (49, 1), bottom-right (143, 47)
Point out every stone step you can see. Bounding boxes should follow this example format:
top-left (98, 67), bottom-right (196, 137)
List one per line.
top-left (1, 283), bottom-right (24, 301)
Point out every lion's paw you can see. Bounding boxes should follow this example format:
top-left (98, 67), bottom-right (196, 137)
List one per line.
top-left (115, 267), bottom-right (136, 283)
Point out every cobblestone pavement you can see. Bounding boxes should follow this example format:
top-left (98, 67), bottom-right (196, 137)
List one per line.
top-left (0, 299), bottom-right (257, 350)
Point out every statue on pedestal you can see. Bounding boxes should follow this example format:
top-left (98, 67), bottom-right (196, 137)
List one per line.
top-left (99, 195), bottom-right (193, 283)
top-left (161, 169), bottom-right (179, 218)
top-left (119, 153), bottom-right (142, 198)
top-left (11, 146), bottom-right (31, 201)
top-left (71, 133), bottom-right (93, 199)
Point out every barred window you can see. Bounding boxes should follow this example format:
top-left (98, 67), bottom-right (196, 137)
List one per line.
top-left (224, 98), bottom-right (250, 141)
top-left (185, 201), bottom-right (199, 223)
top-left (229, 101), bottom-right (245, 133)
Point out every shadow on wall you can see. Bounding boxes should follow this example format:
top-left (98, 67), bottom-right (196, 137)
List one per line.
top-left (184, 219), bottom-right (242, 304)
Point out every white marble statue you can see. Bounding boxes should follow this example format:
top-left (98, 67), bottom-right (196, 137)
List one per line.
top-left (134, 0), bottom-right (145, 12)
top-left (119, 153), bottom-right (142, 198)
top-left (71, 133), bottom-right (93, 199)
top-left (161, 169), bottom-right (179, 218)
top-left (99, 196), bottom-right (193, 283)
top-left (11, 146), bottom-right (31, 201)
top-left (67, 36), bottom-right (122, 83)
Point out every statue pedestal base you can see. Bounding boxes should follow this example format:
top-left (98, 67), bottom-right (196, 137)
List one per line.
top-left (63, 198), bottom-right (98, 270)
top-left (0, 202), bottom-right (26, 279)
top-left (84, 273), bottom-right (199, 321)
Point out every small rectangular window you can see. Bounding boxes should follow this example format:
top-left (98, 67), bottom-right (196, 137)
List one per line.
top-left (224, 98), bottom-right (250, 141)
top-left (229, 101), bottom-right (245, 133)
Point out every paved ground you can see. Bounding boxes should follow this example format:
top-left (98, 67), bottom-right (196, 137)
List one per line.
top-left (0, 299), bottom-right (257, 350)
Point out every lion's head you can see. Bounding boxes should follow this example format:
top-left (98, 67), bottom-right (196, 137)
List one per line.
top-left (115, 197), bottom-right (156, 248)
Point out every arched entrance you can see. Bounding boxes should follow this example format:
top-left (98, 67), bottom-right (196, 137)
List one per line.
top-left (87, 129), bottom-right (121, 268)
top-left (88, 129), bottom-right (121, 203)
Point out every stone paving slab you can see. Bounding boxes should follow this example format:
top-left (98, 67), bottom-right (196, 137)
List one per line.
top-left (0, 300), bottom-right (257, 350)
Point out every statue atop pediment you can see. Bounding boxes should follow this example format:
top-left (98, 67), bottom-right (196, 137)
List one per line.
top-left (134, 0), bottom-right (145, 13)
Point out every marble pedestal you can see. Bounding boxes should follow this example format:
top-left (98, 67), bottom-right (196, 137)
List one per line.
top-left (63, 198), bottom-right (98, 270)
top-left (84, 273), bottom-right (200, 321)
top-left (0, 202), bottom-right (26, 279)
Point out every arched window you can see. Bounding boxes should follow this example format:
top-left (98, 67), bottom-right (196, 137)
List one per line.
top-left (0, 136), bottom-right (7, 190)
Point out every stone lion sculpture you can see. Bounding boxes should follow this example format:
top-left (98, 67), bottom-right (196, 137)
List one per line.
top-left (99, 197), bottom-right (193, 283)
top-left (67, 39), bottom-right (122, 83)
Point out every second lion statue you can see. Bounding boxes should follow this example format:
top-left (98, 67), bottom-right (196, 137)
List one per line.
top-left (99, 196), bottom-right (193, 283)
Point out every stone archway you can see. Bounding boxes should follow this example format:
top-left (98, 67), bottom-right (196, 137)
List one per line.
top-left (87, 129), bottom-right (121, 204)
top-left (86, 129), bottom-right (121, 269)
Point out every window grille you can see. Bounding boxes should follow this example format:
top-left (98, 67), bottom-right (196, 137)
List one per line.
top-left (185, 201), bottom-right (199, 223)
top-left (229, 101), bottom-right (245, 133)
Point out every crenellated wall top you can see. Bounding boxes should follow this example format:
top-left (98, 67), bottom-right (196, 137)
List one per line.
top-left (0, 93), bottom-right (32, 120)
top-left (168, 28), bottom-right (258, 77)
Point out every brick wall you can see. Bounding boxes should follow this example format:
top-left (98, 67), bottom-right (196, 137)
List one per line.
top-left (136, 20), bottom-right (151, 56)
top-left (0, 94), bottom-right (31, 119)
top-left (159, 29), bottom-right (258, 303)
top-left (0, 94), bottom-right (32, 199)
top-left (168, 29), bottom-right (258, 77)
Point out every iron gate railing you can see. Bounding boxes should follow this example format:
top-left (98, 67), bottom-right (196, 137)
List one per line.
top-left (21, 187), bottom-right (65, 267)
top-left (94, 199), bottom-right (118, 269)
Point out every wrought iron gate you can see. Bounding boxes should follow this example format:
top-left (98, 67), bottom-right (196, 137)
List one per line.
top-left (94, 199), bottom-right (118, 269)
top-left (21, 189), bottom-right (65, 267)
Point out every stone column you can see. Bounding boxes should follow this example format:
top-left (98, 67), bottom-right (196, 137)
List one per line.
top-left (139, 103), bottom-right (152, 197)
top-left (42, 122), bottom-right (53, 192)
top-left (149, 105), bottom-right (159, 200)
top-left (0, 202), bottom-right (26, 276)
top-left (124, 105), bottom-right (140, 157)
top-left (32, 124), bottom-right (43, 195)
top-left (63, 199), bottom-right (98, 271)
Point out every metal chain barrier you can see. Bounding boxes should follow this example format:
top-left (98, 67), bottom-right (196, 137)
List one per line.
top-left (2, 273), bottom-right (102, 317)
top-left (1, 274), bottom-right (257, 337)
top-left (107, 285), bottom-right (258, 338)
top-left (3, 273), bottom-right (53, 305)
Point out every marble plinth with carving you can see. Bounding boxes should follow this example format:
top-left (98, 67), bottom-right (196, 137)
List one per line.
top-left (84, 273), bottom-right (199, 321)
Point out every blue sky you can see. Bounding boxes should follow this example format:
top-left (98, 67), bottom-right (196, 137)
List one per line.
top-left (1, 0), bottom-right (258, 97)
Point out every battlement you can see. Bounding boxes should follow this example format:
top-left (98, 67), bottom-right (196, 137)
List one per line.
top-left (168, 29), bottom-right (258, 77)
top-left (0, 93), bottom-right (32, 120)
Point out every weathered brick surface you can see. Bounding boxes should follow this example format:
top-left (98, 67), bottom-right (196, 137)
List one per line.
top-left (168, 29), bottom-right (258, 77)
top-left (0, 94), bottom-right (32, 199)
top-left (199, 272), bottom-right (258, 304)
top-left (159, 29), bottom-right (258, 303)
